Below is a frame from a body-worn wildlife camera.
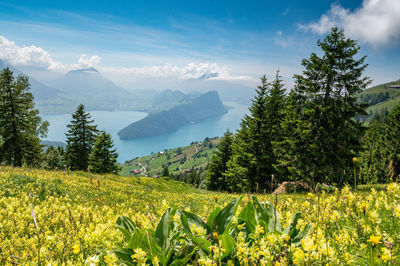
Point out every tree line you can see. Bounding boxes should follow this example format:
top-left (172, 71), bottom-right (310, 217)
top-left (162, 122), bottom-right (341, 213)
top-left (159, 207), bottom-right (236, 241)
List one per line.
top-left (0, 67), bottom-right (118, 173)
top-left (206, 27), bottom-right (398, 193)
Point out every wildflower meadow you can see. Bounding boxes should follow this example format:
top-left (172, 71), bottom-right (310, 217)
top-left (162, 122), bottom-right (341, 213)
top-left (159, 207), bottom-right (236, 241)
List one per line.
top-left (1, 166), bottom-right (400, 265)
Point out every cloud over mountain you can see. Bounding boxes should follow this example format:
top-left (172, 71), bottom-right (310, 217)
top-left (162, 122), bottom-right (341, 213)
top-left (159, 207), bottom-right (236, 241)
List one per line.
top-left (0, 36), bottom-right (62, 69)
top-left (0, 35), bottom-right (255, 86)
top-left (101, 62), bottom-right (256, 84)
top-left (299, 0), bottom-right (400, 47)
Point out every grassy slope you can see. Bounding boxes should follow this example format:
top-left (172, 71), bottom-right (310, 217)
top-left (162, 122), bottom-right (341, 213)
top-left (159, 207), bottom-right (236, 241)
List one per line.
top-left (359, 80), bottom-right (400, 118)
top-left (119, 138), bottom-right (221, 177)
top-left (0, 166), bottom-right (293, 264)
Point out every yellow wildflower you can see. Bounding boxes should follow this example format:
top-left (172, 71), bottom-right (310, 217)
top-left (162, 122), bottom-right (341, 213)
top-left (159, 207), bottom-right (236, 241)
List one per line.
top-left (360, 203), bottom-right (367, 214)
top-left (394, 206), bottom-right (400, 218)
top-left (301, 237), bottom-right (314, 251)
top-left (72, 243), bottom-right (80, 254)
top-left (353, 157), bottom-right (357, 163)
top-left (368, 235), bottom-right (381, 247)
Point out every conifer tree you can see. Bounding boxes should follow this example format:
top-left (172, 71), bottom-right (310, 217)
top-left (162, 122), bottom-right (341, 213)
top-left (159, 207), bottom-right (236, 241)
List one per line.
top-left (161, 166), bottom-right (170, 177)
top-left (360, 120), bottom-right (386, 183)
top-left (88, 131), bottom-right (118, 173)
top-left (0, 67), bottom-right (48, 166)
top-left (266, 71), bottom-right (286, 187)
top-left (206, 129), bottom-right (233, 191)
top-left (66, 104), bottom-right (98, 170)
top-left (280, 28), bottom-right (371, 186)
top-left (43, 146), bottom-right (66, 170)
top-left (381, 103), bottom-right (400, 181)
top-left (224, 76), bottom-right (271, 192)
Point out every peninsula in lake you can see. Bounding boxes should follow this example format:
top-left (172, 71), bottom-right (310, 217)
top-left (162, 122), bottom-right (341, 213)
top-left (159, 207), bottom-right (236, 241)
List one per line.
top-left (118, 91), bottom-right (228, 139)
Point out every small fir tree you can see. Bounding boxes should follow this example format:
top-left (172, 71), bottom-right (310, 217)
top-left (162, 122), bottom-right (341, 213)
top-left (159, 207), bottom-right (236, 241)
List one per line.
top-left (206, 130), bottom-right (233, 191)
top-left (65, 104), bottom-right (98, 170)
top-left (161, 166), bottom-right (170, 177)
top-left (88, 131), bottom-right (119, 173)
top-left (43, 146), bottom-right (66, 170)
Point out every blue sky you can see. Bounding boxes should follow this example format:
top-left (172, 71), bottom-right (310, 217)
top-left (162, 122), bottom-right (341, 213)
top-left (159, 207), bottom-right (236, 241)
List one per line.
top-left (0, 0), bottom-right (399, 87)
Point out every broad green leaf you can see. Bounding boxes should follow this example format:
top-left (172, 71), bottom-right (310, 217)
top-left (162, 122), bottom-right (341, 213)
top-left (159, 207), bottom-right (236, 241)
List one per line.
top-left (252, 196), bottom-right (281, 233)
top-left (252, 196), bottom-right (271, 232)
top-left (219, 233), bottom-right (236, 259)
top-left (263, 201), bottom-right (281, 232)
top-left (283, 213), bottom-right (301, 239)
top-left (114, 248), bottom-right (135, 266)
top-left (214, 196), bottom-right (244, 234)
top-left (207, 206), bottom-right (221, 230)
top-left (179, 210), bottom-right (209, 235)
top-left (238, 201), bottom-right (256, 233)
top-left (127, 229), bottom-right (151, 250)
top-left (191, 236), bottom-right (211, 255)
top-left (114, 216), bottom-right (136, 242)
top-left (127, 229), bottom-right (166, 264)
top-left (155, 207), bottom-right (177, 251)
top-left (292, 224), bottom-right (312, 244)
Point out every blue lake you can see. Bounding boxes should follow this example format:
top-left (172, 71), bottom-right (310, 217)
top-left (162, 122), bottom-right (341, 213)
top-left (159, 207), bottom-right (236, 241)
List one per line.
top-left (42, 101), bottom-right (249, 163)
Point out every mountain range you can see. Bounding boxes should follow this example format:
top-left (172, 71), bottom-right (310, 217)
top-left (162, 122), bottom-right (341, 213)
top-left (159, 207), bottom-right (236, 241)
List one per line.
top-left (118, 91), bottom-right (228, 139)
top-left (0, 59), bottom-right (255, 115)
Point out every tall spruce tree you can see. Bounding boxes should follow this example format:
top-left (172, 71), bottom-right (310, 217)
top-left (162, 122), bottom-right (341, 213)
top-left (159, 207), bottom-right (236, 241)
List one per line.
top-left (381, 103), bottom-right (400, 181)
top-left (88, 131), bottom-right (118, 173)
top-left (0, 67), bottom-right (48, 167)
top-left (223, 73), bottom-right (286, 192)
top-left (66, 104), bottom-right (98, 170)
top-left (360, 120), bottom-right (386, 183)
top-left (266, 71), bottom-right (286, 188)
top-left (206, 129), bottom-right (233, 191)
top-left (280, 28), bottom-right (371, 186)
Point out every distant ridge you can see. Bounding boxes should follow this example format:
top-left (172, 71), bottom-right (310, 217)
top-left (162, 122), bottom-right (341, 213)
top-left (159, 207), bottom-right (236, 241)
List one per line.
top-left (358, 80), bottom-right (400, 121)
top-left (68, 67), bottom-right (99, 73)
top-left (118, 91), bottom-right (227, 139)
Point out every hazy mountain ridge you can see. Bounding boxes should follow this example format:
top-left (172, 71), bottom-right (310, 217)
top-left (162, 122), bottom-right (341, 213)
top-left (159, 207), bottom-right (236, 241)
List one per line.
top-left (118, 91), bottom-right (228, 139)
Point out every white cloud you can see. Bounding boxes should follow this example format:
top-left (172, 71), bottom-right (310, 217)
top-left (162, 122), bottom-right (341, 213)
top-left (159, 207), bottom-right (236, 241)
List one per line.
top-left (101, 62), bottom-right (257, 83)
top-left (0, 35), bottom-right (255, 85)
top-left (0, 35), bottom-right (63, 69)
top-left (300, 0), bottom-right (400, 46)
top-left (72, 54), bottom-right (101, 69)
top-left (0, 35), bottom-right (103, 72)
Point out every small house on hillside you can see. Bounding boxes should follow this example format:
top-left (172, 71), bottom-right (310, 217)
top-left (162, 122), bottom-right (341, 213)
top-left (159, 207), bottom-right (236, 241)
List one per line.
top-left (389, 84), bottom-right (400, 89)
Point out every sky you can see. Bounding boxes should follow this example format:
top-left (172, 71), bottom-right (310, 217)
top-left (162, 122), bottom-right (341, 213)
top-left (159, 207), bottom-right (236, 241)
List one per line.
top-left (0, 0), bottom-right (399, 88)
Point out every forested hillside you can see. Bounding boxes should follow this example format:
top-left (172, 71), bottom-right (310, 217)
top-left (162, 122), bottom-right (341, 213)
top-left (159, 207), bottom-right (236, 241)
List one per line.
top-left (358, 80), bottom-right (400, 121)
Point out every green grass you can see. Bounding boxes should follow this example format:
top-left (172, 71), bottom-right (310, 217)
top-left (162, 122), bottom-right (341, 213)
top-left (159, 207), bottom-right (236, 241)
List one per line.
top-left (119, 138), bottom-right (221, 177)
top-left (359, 80), bottom-right (400, 121)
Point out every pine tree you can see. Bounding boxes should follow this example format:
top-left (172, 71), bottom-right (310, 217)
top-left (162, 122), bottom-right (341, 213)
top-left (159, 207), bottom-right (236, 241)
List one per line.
top-left (88, 131), bottom-right (118, 173)
top-left (161, 166), bottom-right (170, 177)
top-left (280, 28), bottom-right (371, 186)
top-left (224, 76), bottom-right (271, 192)
top-left (0, 67), bottom-right (48, 166)
top-left (66, 104), bottom-right (98, 170)
top-left (360, 120), bottom-right (385, 183)
top-left (43, 146), bottom-right (66, 170)
top-left (206, 129), bottom-right (233, 191)
top-left (266, 71), bottom-right (286, 188)
top-left (381, 103), bottom-right (400, 181)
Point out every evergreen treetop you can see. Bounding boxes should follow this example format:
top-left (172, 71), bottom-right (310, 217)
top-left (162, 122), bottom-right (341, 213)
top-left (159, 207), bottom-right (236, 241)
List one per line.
top-left (66, 104), bottom-right (98, 171)
top-left (88, 131), bottom-right (119, 173)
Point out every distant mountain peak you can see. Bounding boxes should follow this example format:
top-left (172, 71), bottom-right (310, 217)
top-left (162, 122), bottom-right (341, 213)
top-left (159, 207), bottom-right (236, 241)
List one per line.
top-left (198, 72), bottom-right (219, 80)
top-left (68, 67), bottom-right (99, 74)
